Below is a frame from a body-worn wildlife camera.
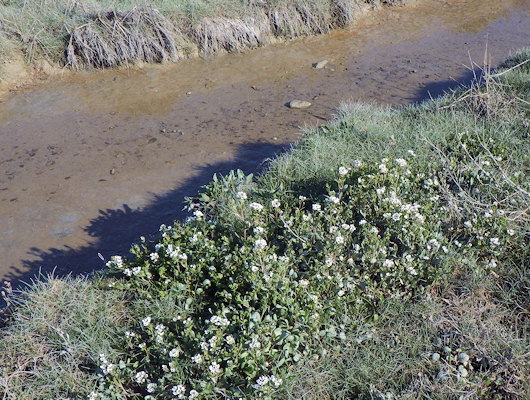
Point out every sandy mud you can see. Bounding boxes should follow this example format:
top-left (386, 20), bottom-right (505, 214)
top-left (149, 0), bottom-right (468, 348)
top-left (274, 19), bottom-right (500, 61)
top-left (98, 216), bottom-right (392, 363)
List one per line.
top-left (0, 0), bottom-right (529, 286)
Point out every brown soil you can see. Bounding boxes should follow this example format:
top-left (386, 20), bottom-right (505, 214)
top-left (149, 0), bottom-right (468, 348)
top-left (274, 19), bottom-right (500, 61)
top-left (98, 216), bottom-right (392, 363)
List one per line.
top-left (0, 0), bottom-right (529, 286)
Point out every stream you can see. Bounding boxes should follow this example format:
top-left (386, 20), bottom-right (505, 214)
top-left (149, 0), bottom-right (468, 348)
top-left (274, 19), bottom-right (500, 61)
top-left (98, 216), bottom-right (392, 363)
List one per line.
top-left (0, 0), bottom-right (529, 285)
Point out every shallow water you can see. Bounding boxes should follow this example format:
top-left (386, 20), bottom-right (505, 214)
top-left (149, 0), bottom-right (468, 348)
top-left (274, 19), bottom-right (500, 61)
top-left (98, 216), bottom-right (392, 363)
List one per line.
top-left (0, 0), bottom-right (529, 285)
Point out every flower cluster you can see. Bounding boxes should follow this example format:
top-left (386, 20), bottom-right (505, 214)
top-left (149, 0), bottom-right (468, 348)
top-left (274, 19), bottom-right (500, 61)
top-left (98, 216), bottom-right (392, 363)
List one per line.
top-left (97, 136), bottom-right (524, 399)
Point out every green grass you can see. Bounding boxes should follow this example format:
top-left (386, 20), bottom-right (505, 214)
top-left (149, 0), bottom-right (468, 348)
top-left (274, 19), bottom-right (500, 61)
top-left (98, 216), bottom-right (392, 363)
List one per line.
top-left (0, 50), bottom-right (528, 399)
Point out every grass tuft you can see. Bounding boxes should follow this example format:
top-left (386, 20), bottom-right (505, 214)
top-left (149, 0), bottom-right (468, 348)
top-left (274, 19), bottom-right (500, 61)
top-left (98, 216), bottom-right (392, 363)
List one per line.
top-left (66, 6), bottom-right (190, 69)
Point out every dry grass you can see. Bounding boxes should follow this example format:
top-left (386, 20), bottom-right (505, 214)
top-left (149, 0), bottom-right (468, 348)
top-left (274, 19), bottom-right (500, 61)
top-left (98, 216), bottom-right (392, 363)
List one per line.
top-left (189, 10), bottom-right (272, 54)
top-left (268, 1), bottom-right (333, 39)
top-left (66, 6), bottom-right (190, 69)
top-left (331, 0), bottom-right (366, 27)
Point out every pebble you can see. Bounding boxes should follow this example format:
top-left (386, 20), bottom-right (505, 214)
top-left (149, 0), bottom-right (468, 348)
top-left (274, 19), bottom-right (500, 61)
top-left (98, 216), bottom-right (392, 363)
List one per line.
top-left (313, 60), bottom-right (329, 69)
top-left (288, 100), bottom-right (312, 109)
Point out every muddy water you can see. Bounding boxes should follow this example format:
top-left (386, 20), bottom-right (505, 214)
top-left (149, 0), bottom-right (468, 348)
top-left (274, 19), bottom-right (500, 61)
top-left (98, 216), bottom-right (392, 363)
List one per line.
top-left (0, 0), bottom-right (529, 285)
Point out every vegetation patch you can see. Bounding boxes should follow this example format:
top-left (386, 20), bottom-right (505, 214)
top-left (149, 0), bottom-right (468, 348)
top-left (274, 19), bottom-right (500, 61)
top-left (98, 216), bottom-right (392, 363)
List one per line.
top-left (0, 50), bottom-right (528, 399)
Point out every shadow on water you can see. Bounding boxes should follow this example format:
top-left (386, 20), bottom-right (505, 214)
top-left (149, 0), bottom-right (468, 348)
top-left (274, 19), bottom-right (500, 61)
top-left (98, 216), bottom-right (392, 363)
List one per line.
top-left (411, 70), bottom-right (477, 104)
top-left (2, 68), bottom-right (485, 302)
top-left (4, 141), bottom-right (289, 293)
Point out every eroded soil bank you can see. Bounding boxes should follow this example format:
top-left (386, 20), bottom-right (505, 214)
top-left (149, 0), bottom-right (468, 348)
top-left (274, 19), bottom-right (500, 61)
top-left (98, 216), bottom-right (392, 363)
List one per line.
top-left (0, 0), bottom-right (529, 285)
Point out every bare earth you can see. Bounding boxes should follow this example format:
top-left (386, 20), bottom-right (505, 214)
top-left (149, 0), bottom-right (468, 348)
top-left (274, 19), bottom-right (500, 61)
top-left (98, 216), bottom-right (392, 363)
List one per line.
top-left (0, 0), bottom-right (529, 285)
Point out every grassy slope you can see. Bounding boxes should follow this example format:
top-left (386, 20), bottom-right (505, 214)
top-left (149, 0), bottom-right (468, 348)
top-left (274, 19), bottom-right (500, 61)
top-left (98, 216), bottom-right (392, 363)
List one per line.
top-left (0, 51), bottom-right (528, 399)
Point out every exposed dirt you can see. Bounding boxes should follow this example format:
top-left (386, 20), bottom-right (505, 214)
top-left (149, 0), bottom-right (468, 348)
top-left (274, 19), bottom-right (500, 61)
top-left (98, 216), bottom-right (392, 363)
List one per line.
top-left (0, 0), bottom-right (529, 286)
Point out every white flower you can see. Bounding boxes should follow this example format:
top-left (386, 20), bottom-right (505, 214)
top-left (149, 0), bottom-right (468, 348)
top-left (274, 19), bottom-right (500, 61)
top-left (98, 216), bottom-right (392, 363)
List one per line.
top-left (464, 220), bottom-right (472, 228)
top-left (226, 335), bottom-right (235, 345)
top-left (302, 213), bottom-right (312, 221)
top-left (131, 266), bottom-right (141, 275)
top-left (327, 195), bottom-right (340, 204)
top-left (312, 204), bottom-right (321, 211)
top-left (236, 191), bottom-right (248, 200)
top-left (270, 375), bottom-right (283, 388)
top-left (142, 316), bottom-right (152, 327)
top-left (299, 279), bottom-right (309, 286)
top-left (172, 385), bottom-right (186, 396)
top-left (147, 383), bottom-right (157, 393)
top-left (249, 202), bottom-right (264, 211)
top-left (149, 252), bottom-right (159, 262)
top-left (338, 166), bottom-right (350, 176)
top-left (392, 213), bottom-right (402, 221)
top-left (407, 149), bottom-right (416, 157)
top-left (406, 265), bottom-right (418, 275)
top-left (256, 376), bottom-right (270, 386)
top-left (378, 164), bottom-right (388, 173)
top-left (484, 211), bottom-right (493, 218)
top-left (254, 238), bottom-right (267, 250)
top-left (507, 229), bottom-right (515, 236)
top-left (169, 348), bottom-right (180, 358)
top-left (428, 239), bottom-right (440, 249)
top-left (210, 315), bottom-right (230, 326)
top-left (376, 187), bottom-right (386, 195)
top-left (370, 227), bottom-right (379, 234)
top-left (337, 290), bottom-right (345, 297)
top-left (382, 259), bottom-right (394, 268)
top-left (490, 237), bottom-right (500, 246)
top-left (395, 158), bottom-right (407, 167)
top-left (135, 371), bottom-right (148, 384)
top-left (299, 195), bottom-right (307, 201)
top-left (359, 219), bottom-right (367, 225)
top-left (138, 342), bottom-right (146, 349)
top-left (254, 226), bottom-right (264, 235)
top-left (194, 210), bottom-right (204, 218)
top-left (209, 361), bottom-right (221, 375)
top-left (271, 199), bottom-right (281, 208)
top-left (88, 392), bottom-right (99, 400)
top-left (353, 160), bottom-right (363, 168)
top-left (106, 255), bottom-right (124, 269)
top-left (335, 235), bottom-right (345, 244)
top-left (123, 268), bottom-right (132, 276)
top-left (249, 338), bottom-right (261, 348)
top-left (191, 354), bottom-right (203, 364)
top-left (189, 390), bottom-right (199, 399)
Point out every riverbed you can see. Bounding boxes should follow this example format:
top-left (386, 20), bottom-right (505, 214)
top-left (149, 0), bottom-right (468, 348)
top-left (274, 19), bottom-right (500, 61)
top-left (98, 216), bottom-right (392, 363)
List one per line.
top-left (0, 0), bottom-right (529, 285)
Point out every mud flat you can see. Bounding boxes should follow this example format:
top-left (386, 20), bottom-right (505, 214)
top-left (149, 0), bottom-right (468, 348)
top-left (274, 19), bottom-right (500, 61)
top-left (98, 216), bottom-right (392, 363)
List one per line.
top-left (0, 0), bottom-right (529, 285)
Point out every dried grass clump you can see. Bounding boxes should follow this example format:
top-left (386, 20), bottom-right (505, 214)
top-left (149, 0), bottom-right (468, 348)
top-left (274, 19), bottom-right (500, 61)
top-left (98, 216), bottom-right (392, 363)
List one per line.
top-left (190, 11), bottom-right (272, 54)
top-left (331, 0), bottom-right (366, 28)
top-left (66, 6), bottom-right (189, 69)
top-left (268, 2), bottom-right (333, 39)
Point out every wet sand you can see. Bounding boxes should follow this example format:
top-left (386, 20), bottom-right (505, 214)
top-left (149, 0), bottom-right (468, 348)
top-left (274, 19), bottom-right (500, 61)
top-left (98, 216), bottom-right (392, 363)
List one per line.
top-left (0, 0), bottom-right (529, 285)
